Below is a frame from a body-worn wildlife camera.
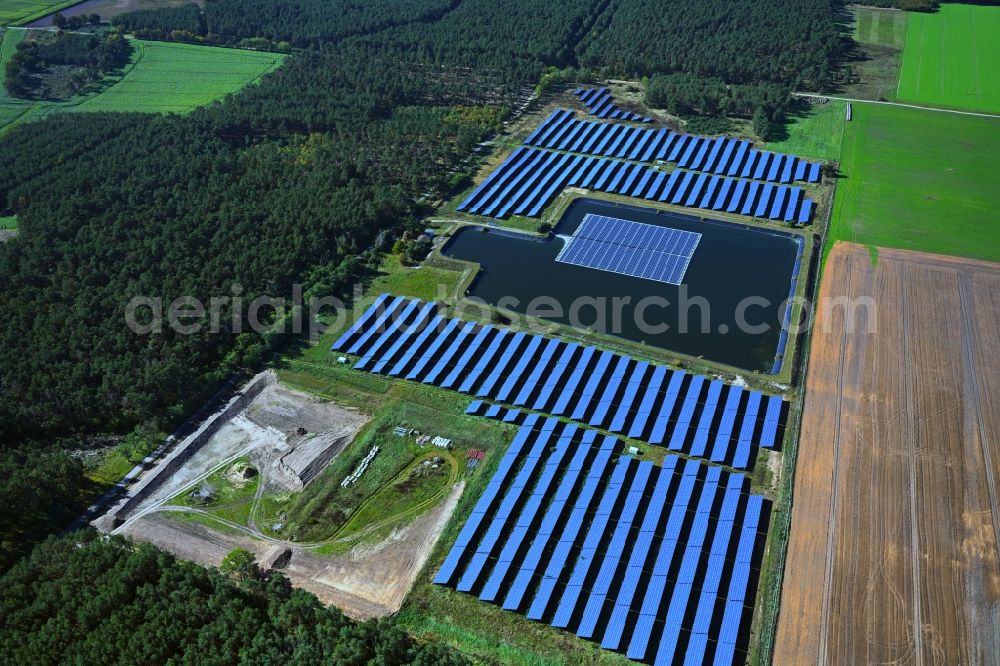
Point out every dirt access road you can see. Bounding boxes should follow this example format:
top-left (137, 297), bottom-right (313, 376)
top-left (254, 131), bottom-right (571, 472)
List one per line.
top-left (775, 242), bottom-right (1000, 664)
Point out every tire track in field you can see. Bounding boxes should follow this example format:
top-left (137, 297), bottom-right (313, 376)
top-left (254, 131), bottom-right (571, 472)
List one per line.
top-left (957, 273), bottom-right (1000, 562)
top-left (900, 263), bottom-right (925, 665)
top-left (818, 256), bottom-right (855, 665)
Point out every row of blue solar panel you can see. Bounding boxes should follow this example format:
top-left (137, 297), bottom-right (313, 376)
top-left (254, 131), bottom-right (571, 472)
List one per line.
top-left (457, 146), bottom-right (815, 223)
top-left (524, 109), bottom-right (821, 184)
top-left (433, 419), bottom-right (768, 665)
top-left (332, 295), bottom-right (787, 469)
top-left (574, 87), bottom-right (652, 123)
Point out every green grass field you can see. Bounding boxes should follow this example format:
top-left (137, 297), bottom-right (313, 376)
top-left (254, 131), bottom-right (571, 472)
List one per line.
top-left (0, 33), bottom-right (284, 132)
top-left (767, 99), bottom-right (846, 161)
top-left (897, 4), bottom-right (1000, 114)
top-left (852, 6), bottom-right (907, 48)
top-left (73, 40), bottom-right (284, 114)
top-left (0, 0), bottom-right (80, 26)
top-left (829, 102), bottom-right (1000, 263)
top-left (0, 215), bottom-right (16, 229)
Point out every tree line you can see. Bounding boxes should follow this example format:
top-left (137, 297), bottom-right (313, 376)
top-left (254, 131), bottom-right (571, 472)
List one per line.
top-left (0, 534), bottom-right (467, 664)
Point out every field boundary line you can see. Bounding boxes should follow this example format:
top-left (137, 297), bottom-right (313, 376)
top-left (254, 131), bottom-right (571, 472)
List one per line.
top-left (900, 264), bottom-right (925, 665)
top-left (793, 93), bottom-right (1000, 119)
top-left (817, 256), bottom-right (854, 664)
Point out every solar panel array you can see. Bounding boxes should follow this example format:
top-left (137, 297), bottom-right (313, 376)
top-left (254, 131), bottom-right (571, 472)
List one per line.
top-left (434, 417), bottom-right (768, 665)
top-left (332, 295), bottom-right (787, 469)
top-left (525, 109), bottom-right (821, 185)
top-left (555, 214), bottom-right (702, 285)
top-left (456, 146), bottom-right (814, 223)
top-left (574, 86), bottom-right (653, 123)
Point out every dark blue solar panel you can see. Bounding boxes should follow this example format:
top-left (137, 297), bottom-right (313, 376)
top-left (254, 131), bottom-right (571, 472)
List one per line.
top-left (766, 154), bottom-right (783, 181)
top-left (780, 156), bottom-right (795, 183)
top-left (760, 395), bottom-right (784, 448)
top-left (600, 459), bottom-right (678, 649)
top-left (635, 128), bottom-right (662, 162)
top-left (740, 182), bottom-right (761, 216)
top-left (551, 346), bottom-right (596, 415)
top-left (713, 494), bottom-right (764, 666)
top-left (690, 140), bottom-right (712, 170)
top-left (609, 361), bottom-right (648, 432)
top-left (513, 338), bottom-right (562, 406)
top-left (626, 458), bottom-right (703, 660)
top-left (345, 295), bottom-right (406, 355)
top-left (627, 365), bottom-right (667, 438)
top-left (572, 460), bottom-right (654, 638)
top-left (440, 323), bottom-right (493, 388)
top-left (784, 188), bottom-right (802, 222)
top-left (721, 180), bottom-right (744, 213)
top-left (588, 355), bottom-right (631, 428)
top-left (727, 143), bottom-right (749, 177)
top-left (456, 419), bottom-right (558, 591)
top-left (684, 475), bottom-right (743, 665)
top-left (702, 138), bottom-right (726, 172)
top-left (458, 328), bottom-right (510, 392)
top-left (475, 331), bottom-right (529, 398)
top-left (548, 454), bottom-right (632, 627)
top-left (753, 153), bottom-right (772, 181)
top-left (710, 387), bottom-right (744, 463)
top-left (807, 162), bottom-right (821, 183)
top-left (649, 370), bottom-right (686, 444)
top-left (712, 178), bottom-right (734, 210)
top-left (668, 375), bottom-right (705, 450)
top-left (698, 176), bottom-right (722, 208)
top-left (331, 293), bottom-right (390, 351)
top-left (404, 318), bottom-right (460, 381)
top-left (527, 444), bottom-right (623, 620)
top-left (479, 424), bottom-right (577, 602)
top-left (386, 314), bottom-right (446, 377)
top-left (434, 419), bottom-right (540, 585)
top-left (798, 198), bottom-right (814, 223)
top-left (754, 184), bottom-right (774, 217)
top-left (502, 431), bottom-right (597, 610)
top-left (570, 350), bottom-right (614, 420)
top-left (352, 300), bottom-right (420, 369)
top-left (654, 468), bottom-right (721, 665)
top-left (769, 186), bottom-right (788, 219)
top-left (684, 173), bottom-right (708, 207)
top-left (421, 321), bottom-right (477, 384)
top-left (370, 301), bottom-right (438, 374)
top-left (532, 342), bottom-right (579, 412)
top-left (689, 379), bottom-right (724, 457)
top-left (494, 335), bottom-right (544, 402)
top-left (667, 134), bottom-right (690, 162)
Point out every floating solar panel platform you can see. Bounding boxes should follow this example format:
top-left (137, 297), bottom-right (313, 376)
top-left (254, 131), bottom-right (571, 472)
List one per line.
top-left (434, 418), bottom-right (770, 665)
top-left (333, 295), bottom-right (789, 468)
top-left (556, 214), bottom-right (701, 285)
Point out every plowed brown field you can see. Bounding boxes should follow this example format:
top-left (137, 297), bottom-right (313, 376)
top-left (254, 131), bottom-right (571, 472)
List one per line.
top-left (775, 242), bottom-right (1000, 665)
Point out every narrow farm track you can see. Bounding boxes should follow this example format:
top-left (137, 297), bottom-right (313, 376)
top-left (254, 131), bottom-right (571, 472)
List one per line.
top-left (816, 259), bottom-right (853, 665)
top-left (899, 265), bottom-right (925, 666)
top-left (793, 92), bottom-right (1000, 119)
top-left (775, 243), bottom-right (1000, 664)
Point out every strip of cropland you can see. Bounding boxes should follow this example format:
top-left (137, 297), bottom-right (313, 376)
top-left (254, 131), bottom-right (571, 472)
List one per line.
top-left (775, 241), bottom-right (1000, 664)
top-left (830, 102), bottom-right (1000, 263)
top-left (0, 0), bottom-right (81, 26)
top-left (896, 3), bottom-right (1000, 114)
top-left (0, 36), bottom-right (284, 132)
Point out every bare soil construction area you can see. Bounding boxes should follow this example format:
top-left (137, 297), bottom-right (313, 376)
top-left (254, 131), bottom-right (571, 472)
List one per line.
top-left (125, 480), bottom-right (464, 620)
top-left (114, 380), bottom-right (464, 620)
top-left (775, 242), bottom-right (1000, 664)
